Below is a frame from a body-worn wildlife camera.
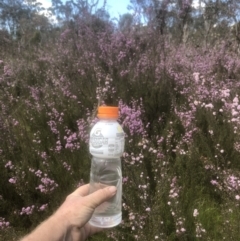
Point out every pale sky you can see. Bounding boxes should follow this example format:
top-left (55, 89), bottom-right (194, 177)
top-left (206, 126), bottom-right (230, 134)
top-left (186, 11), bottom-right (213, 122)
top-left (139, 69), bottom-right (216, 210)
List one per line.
top-left (98, 0), bottom-right (131, 18)
top-left (37, 0), bottom-right (204, 23)
top-left (38, 0), bottom-right (131, 20)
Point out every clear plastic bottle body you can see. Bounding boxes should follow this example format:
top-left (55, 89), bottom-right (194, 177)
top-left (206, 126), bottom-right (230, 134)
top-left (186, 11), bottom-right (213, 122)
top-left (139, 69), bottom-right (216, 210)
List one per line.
top-left (89, 157), bottom-right (122, 227)
top-left (89, 116), bottom-right (124, 228)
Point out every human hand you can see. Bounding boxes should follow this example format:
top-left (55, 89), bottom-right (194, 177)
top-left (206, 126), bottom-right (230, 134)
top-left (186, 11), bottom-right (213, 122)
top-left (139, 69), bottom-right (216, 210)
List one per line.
top-left (21, 184), bottom-right (117, 241)
top-left (53, 183), bottom-right (117, 241)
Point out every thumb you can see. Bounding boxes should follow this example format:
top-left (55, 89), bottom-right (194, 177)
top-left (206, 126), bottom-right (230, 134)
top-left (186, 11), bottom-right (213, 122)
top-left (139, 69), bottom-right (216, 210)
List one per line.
top-left (83, 186), bottom-right (117, 210)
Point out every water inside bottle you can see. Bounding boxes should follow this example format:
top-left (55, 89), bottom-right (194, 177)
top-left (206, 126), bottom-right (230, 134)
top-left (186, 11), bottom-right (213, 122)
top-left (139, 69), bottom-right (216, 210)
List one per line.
top-left (89, 158), bottom-right (122, 228)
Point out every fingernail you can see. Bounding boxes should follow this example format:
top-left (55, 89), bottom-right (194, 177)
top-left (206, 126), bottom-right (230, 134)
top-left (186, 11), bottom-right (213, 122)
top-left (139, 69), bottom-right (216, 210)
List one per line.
top-left (108, 186), bottom-right (117, 194)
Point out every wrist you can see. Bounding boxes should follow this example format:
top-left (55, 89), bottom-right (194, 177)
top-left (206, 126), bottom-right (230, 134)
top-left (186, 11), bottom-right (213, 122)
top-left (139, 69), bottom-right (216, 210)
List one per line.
top-left (51, 212), bottom-right (83, 240)
top-left (50, 212), bottom-right (71, 232)
top-left (21, 214), bottom-right (68, 241)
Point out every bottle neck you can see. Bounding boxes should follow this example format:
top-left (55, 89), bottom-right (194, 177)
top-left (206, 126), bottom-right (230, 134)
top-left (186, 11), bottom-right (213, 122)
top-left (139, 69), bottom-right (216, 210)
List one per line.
top-left (98, 118), bottom-right (118, 121)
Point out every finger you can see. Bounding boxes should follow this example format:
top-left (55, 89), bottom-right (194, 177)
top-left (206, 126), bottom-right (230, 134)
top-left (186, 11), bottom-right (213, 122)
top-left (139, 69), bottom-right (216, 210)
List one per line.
top-left (82, 186), bottom-right (117, 209)
top-left (86, 223), bottom-right (102, 235)
top-left (71, 184), bottom-right (90, 197)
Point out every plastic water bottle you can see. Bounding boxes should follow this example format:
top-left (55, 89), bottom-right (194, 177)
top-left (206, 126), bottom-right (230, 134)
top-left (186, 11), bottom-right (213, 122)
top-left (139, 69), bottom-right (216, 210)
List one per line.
top-left (89, 106), bottom-right (125, 228)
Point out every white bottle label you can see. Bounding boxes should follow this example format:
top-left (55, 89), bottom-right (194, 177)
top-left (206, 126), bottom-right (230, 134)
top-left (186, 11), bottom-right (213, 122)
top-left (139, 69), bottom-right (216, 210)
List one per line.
top-left (89, 121), bottom-right (125, 158)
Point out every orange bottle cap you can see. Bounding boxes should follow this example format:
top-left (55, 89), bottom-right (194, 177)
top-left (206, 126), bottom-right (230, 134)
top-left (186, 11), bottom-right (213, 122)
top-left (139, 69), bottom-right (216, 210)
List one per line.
top-left (97, 106), bottom-right (119, 119)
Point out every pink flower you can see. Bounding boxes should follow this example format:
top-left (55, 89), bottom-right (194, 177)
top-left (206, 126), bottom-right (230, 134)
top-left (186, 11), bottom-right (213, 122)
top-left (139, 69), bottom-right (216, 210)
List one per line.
top-left (39, 204), bottom-right (48, 211)
top-left (123, 177), bottom-right (128, 183)
top-left (205, 103), bottom-right (213, 109)
top-left (210, 180), bottom-right (218, 185)
top-left (193, 209), bottom-right (199, 217)
top-left (9, 178), bottom-right (16, 184)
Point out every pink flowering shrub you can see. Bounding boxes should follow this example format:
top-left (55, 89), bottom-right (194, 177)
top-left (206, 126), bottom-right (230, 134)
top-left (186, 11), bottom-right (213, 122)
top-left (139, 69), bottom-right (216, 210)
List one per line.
top-left (1, 13), bottom-right (240, 241)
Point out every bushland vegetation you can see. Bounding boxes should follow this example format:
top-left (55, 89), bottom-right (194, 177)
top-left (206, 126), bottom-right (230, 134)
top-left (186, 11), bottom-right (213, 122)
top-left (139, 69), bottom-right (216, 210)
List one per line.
top-left (1, 0), bottom-right (240, 240)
